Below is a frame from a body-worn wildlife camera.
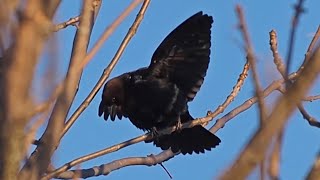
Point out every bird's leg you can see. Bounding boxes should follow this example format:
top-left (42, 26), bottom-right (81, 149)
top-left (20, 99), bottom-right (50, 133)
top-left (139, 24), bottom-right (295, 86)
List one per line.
top-left (175, 117), bottom-right (182, 132)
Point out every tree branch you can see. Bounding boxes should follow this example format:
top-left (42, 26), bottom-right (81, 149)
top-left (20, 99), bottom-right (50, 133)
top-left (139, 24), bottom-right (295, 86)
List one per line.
top-left (19, 0), bottom-right (99, 179)
top-left (236, 5), bottom-right (267, 125)
top-left (55, 151), bottom-right (175, 179)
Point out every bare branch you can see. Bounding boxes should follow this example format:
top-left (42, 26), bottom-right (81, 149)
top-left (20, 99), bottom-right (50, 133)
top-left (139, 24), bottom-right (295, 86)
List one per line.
top-left (220, 47), bottom-right (320, 180)
top-left (297, 107), bottom-right (320, 128)
top-left (303, 94), bottom-right (320, 102)
top-left (55, 152), bottom-right (174, 179)
top-left (270, 28), bottom-right (320, 128)
top-left (269, 30), bottom-right (286, 77)
top-left (277, 87), bottom-right (320, 128)
top-left (268, 130), bottom-right (283, 180)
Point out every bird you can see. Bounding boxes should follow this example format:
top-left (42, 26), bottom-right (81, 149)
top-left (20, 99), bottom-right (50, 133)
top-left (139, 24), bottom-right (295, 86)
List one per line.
top-left (98, 11), bottom-right (221, 155)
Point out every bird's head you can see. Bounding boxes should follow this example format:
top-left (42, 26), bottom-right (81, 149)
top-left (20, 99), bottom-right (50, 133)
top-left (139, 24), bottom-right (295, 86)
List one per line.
top-left (98, 74), bottom-right (130, 121)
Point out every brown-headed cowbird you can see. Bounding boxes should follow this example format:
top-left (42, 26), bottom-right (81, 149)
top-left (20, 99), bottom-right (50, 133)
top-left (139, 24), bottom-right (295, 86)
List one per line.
top-left (98, 11), bottom-right (221, 155)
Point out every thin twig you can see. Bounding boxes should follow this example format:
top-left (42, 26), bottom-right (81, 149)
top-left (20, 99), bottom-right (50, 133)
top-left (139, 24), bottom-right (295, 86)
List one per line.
top-left (62, 0), bottom-right (150, 139)
top-left (296, 25), bottom-right (320, 75)
top-left (53, 16), bottom-right (80, 32)
top-left (297, 106), bottom-right (320, 128)
top-left (159, 163), bottom-right (173, 179)
top-left (277, 87), bottom-right (320, 128)
top-left (285, 0), bottom-right (306, 79)
top-left (24, 109), bottom-right (51, 156)
top-left (269, 30), bottom-right (286, 77)
top-left (303, 94), bottom-right (320, 102)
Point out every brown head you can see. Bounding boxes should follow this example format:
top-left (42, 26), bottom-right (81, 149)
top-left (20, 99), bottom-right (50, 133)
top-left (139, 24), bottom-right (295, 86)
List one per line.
top-left (98, 74), bottom-right (129, 121)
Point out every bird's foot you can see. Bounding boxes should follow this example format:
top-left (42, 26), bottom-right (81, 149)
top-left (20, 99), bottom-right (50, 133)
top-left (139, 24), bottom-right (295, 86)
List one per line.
top-left (151, 127), bottom-right (159, 137)
top-left (145, 127), bottom-right (159, 143)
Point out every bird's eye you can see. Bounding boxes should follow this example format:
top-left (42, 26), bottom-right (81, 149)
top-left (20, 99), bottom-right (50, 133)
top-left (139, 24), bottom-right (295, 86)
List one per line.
top-left (127, 74), bottom-right (132, 80)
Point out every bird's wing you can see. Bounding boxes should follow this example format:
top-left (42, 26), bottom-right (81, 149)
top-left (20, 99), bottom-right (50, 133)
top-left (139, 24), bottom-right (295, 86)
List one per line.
top-left (148, 11), bottom-right (213, 101)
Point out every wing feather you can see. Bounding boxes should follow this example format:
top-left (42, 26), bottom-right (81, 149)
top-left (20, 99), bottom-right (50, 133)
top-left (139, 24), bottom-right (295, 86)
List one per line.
top-left (148, 11), bottom-right (213, 101)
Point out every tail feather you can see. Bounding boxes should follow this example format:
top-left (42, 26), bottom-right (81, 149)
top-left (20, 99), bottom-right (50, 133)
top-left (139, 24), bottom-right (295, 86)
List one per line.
top-left (153, 125), bottom-right (221, 155)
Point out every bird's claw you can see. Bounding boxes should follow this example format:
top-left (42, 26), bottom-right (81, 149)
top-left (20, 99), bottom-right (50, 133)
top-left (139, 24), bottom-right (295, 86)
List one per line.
top-left (145, 127), bottom-right (159, 143)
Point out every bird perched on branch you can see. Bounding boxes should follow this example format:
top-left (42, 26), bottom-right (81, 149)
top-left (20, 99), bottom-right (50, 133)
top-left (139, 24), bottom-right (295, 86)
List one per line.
top-left (98, 11), bottom-right (221, 155)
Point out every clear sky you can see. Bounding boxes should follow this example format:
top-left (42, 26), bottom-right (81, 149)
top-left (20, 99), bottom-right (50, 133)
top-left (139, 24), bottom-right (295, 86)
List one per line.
top-left (42, 1), bottom-right (320, 179)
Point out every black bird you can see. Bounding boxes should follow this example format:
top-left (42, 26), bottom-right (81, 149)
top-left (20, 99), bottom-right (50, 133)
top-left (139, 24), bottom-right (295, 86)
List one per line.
top-left (98, 12), bottom-right (221, 155)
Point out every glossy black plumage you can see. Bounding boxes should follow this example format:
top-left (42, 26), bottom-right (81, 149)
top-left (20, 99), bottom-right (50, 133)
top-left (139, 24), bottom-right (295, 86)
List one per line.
top-left (98, 12), bottom-right (221, 155)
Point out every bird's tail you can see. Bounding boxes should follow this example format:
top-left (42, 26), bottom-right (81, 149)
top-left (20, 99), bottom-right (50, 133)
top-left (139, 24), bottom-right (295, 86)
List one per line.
top-left (151, 113), bottom-right (221, 155)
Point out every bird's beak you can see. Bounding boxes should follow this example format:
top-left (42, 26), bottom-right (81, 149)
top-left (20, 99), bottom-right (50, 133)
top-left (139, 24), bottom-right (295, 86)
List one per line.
top-left (109, 105), bottom-right (117, 121)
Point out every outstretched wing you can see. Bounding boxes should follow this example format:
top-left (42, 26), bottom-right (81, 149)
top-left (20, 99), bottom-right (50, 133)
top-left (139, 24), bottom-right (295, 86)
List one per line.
top-left (148, 11), bottom-right (213, 101)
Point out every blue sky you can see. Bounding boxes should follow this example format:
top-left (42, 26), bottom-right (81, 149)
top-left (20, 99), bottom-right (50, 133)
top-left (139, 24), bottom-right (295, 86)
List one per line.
top-left (38, 1), bottom-right (320, 179)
